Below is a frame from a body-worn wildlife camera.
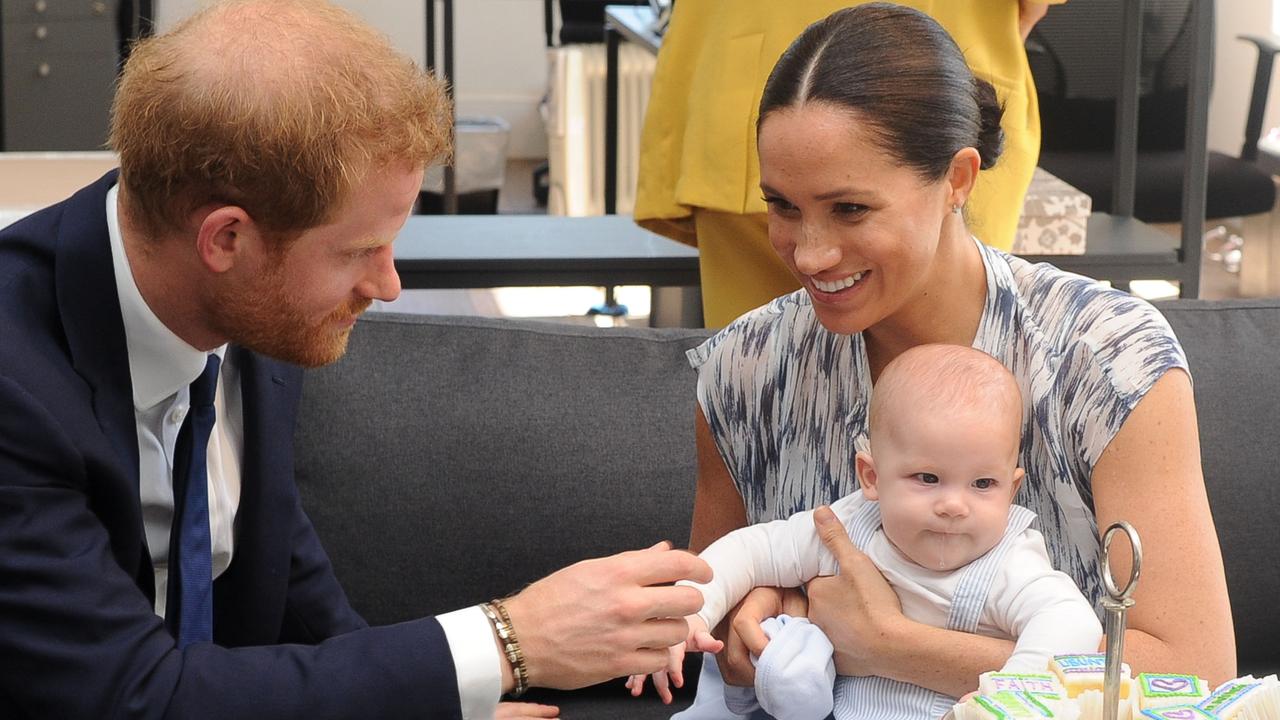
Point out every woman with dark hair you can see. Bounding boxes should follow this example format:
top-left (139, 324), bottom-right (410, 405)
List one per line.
top-left (679, 4), bottom-right (1233, 716)
top-left (635, 0), bottom-right (1054, 329)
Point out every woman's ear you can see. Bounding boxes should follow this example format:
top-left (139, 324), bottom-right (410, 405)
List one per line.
top-left (946, 147), bottom-right (981, 210)
top-left (856, 451), bottom-right (880, 500)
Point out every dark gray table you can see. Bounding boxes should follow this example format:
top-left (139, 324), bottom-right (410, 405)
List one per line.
top-left (393, 214), bottom-right (701, 325)
top-left (1023, 214), bottom-right (1181, 288)
top-left (393, 214), bottom-right (698, 289)
top-left (391, 212), bottom-right (1177, 299)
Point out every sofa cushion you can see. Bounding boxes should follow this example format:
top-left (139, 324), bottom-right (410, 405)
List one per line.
top-left (296, 312), bottom-right (712, 620)
top-left (1156, 298), bottom-right (1280, 676)
top-left (295, 313), bottom-right (713, 715)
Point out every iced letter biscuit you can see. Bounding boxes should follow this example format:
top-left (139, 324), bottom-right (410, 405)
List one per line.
top-left (1049, 653), bottom-right (1132, 698)
top-left (1199, 675), bottom-right (1280, 720)
top-left (981, 673), bottom-right (1067, 698)
top-left (956, 691), bottom-right (1068, 720)
top-left (1138, 704), bottom-right (1216, 720)
top-left (1134, 673), bottom-right (1208, 710)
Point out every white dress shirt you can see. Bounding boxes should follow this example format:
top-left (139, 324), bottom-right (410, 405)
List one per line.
top-left (105, 186), bottom-right (501, 718)
top-left (106, 184), bottom-right (240, 616)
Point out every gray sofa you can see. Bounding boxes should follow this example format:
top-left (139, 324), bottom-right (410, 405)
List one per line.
top-left (293, 299), bottom-right (1280, 718)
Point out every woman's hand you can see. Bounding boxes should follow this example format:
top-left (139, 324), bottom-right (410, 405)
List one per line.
top-left (713, 585), bottom-right (809, 686)
top-left (804, 506), bottom-right (904, 677)
top-left (1018, 1), bottom-right (1049, 40)
top-left (496, 701), bottom-right (560, 718)
top-left (805, 506), bottom-right (1014, 696)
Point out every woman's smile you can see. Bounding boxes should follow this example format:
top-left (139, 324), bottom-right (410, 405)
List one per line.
top-left (810, 270), bottom-right (869, 295)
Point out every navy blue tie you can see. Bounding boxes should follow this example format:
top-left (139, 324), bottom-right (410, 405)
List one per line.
top-left (167, 354), bottom-right (220, 648)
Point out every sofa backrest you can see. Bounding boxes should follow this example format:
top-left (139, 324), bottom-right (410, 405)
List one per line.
top-left (294, 313), bottom-right (712, 622)
top-left (1155, 298), bottom-right (1280, 676)
top-left (295, 299), bottom-right (1280, 679)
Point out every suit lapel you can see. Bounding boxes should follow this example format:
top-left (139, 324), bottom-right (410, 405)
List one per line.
top-left (52, 171), bottom-right (151, 588)
top-left (48, 176), bottom-right (305, 643)
top-left (54, 172), bottom-right (139, 481)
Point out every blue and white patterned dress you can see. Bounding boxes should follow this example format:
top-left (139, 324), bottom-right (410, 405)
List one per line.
top-left (688, 240), bottom-right (1188, 609)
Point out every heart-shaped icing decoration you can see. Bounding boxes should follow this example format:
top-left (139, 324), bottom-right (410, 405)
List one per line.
top-left (1152, 677), bottom-right (1191, 692)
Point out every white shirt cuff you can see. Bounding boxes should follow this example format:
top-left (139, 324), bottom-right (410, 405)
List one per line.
top-left (437, 606), bottom-right (502, 720)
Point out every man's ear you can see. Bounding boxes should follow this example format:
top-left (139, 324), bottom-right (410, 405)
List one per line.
top-left (855, 451), bottom-right (879, 500)
top-left (946, 147), bottom-right (981, 210)
top-left (194, 205), bottom-right (255, 274)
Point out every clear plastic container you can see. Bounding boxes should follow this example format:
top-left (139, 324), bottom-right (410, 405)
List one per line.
top-left (422, 116), bottom-right (512, 195)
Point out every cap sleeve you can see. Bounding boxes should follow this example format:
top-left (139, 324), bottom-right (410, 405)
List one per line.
top-left (1061, 294), bottom-right (1189, 476)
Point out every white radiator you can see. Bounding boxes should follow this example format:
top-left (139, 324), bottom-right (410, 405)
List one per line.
top-left (545, 43), bottom-right (657, 216)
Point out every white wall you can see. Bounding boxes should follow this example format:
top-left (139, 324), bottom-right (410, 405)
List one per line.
top-left (154, 0), bottom-right (1280, 162)
top-left (1210, 0), bottom-right (1278, 156)
top-left (427, 0), bottom-right (549, 159)
top-left (155, 0), bottom-right (550, 159)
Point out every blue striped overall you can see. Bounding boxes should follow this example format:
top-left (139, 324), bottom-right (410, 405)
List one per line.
top-left (833, 502), bottom-right (1037, 720)
top-left (673, 501), bottom-right (1038, 720)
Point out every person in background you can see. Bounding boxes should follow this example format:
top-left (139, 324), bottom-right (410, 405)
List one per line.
top-left (680, 3), bottom-right (1234, 717)
top-left (0, 2), bottom-right (710, 718)
top-left (635, 0), bottom-right (1059, 328)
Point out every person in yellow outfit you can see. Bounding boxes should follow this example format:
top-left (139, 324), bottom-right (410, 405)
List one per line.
top-left (635, 1), bottom-right (1060, 327)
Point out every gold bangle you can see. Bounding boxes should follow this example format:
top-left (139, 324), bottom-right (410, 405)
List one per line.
top-left (480, 600), bottom-right (528, 696)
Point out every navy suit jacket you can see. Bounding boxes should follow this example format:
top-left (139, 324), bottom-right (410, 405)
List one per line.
top-left (0, 173), bottom-right (463, 719)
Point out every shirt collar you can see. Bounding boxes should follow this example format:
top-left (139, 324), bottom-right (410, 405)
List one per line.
top-left (106, 184), bottom-right (227, 411)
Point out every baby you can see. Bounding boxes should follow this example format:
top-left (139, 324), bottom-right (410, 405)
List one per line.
top-left (631, 344), bottom-right (1103, 720)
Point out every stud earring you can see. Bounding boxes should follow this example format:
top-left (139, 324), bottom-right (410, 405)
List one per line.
top-left (951, 204), bottom-right (962, 215)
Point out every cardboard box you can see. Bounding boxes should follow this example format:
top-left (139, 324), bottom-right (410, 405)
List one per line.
top-left (1014, 167), bottom-right (1092, 255)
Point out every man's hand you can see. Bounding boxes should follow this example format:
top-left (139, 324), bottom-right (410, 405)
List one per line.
top-left (502, 541), bottom-right (712, 690)
top-left (804, 506), bottom-right (903, 678)
top-left (713, 585), bottom-right (809, 687)
top-left (495, 702), bottom-right (560, 718)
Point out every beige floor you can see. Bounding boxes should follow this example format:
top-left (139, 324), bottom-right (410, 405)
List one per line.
top-left (1202, 261), bottom-right (1244, 300)
top-left (1145, 221), bottom-right (1253, 301)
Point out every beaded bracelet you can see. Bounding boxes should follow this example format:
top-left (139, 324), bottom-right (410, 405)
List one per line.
top-left (480, 599), bottom-right (528, 696)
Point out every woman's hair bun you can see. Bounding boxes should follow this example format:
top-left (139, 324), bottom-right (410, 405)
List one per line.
top-left (973, 77), bottom-right (1005, 170)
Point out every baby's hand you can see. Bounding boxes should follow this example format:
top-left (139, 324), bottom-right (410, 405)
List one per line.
top-left (684, 613), bottom-right (725, 655)
top-left (625, 615), bottom-right (725, 704)
top-left (624, 643), bottom-right (684, 704)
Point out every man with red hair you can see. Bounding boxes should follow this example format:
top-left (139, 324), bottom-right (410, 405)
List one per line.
top-left (0, 2), bottom-right (709, 718)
